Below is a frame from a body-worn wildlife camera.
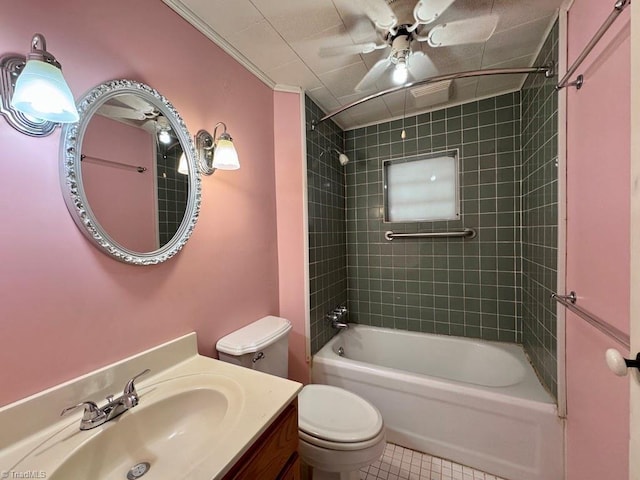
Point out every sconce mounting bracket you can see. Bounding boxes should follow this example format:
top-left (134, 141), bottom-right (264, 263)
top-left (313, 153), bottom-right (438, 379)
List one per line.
top-left (0, 53), bottom-right (58, 136)
top-left (195, 129), bottom-right (216, 175)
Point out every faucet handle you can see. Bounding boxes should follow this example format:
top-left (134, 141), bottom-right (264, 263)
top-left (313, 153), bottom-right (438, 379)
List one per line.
top-left (123, 369), bottom-right (150, 406)
top-left (336, 305), bottom-right (348, 315)
top-left (61, 401), bottom-right (105, 421)
top-left (61, 401), bottom-right (107, 430)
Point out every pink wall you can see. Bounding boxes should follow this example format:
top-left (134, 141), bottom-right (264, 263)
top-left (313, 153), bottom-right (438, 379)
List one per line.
top-left (274, 89), bottom-right (309, 384)
top-left (565, 1), bottom-right (630, 478)
top-left (83, 115), bottom-right (157, 251)
top-left (0, 0), bottom-right (307, 407)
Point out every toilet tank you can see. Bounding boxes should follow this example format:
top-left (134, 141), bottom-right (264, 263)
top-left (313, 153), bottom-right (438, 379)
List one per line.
top-left (216, 316), bottom-right (291, 378)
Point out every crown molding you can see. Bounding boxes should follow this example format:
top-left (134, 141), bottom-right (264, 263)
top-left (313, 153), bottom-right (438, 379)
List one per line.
top-left (162, 0), bottom-right (276, 89)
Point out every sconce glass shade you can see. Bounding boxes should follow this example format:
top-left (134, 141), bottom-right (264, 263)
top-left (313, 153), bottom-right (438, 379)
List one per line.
top-left (177, 152), bottom-right (188, 175)
top-left (212, 137), bottom-right (240, 170)
top-left (195, 123), bottom-right (240, 175)
top-left (10, 58), bottom-right (78, 123)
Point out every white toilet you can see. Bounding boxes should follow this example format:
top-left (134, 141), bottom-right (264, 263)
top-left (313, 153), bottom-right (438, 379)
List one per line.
top-left (216, 316), bottom-right (386, 480)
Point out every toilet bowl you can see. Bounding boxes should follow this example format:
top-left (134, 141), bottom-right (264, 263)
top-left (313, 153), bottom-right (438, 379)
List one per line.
top-left (216, 317), bottom-right (385, 479)
top-left (298, 384), bottom-right (385, 480)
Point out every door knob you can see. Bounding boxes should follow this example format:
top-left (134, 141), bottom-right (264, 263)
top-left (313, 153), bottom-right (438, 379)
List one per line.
top-left (605, 348), bottom-right (640, 376)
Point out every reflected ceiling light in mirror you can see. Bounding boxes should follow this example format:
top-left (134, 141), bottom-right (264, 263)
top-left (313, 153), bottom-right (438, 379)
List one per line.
top-left (158, 129), bottom-right (171, 144)
top-left (195, 122), bottom-right (240, 175)
top-left (156, 116), bottom-right (172, 144)
top-left (0, 33), bottom-right (78, 136)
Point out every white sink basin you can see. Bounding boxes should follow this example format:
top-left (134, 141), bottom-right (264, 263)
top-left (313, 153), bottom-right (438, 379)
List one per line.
top-left (21, 375), bottom-right (244, 480)
top-left (0, 333), bottom-right (301, 480)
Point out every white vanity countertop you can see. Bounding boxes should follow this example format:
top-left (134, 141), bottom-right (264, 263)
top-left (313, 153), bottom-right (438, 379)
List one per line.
top-left (0, 333), bottom-right (302, 479)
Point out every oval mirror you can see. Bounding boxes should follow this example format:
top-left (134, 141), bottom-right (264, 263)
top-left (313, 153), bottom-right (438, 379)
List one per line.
top-left (60, 80), bottom-right (201, 265)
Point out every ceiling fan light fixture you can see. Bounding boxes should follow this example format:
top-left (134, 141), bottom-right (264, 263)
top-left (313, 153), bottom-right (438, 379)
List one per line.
top-left (392, 59), bottom-right (409, 85)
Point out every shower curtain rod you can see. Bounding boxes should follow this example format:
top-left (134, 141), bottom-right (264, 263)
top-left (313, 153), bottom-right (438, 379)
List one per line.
top-left (312, 65), bottom-right (554, 126)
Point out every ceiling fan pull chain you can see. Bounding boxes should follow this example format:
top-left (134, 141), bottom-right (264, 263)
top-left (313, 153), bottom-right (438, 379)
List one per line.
top-left (401, 87), bottom-right (407, 141)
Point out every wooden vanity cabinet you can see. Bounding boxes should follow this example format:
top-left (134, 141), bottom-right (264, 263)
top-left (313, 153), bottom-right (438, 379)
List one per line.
top-left (222, 400), bottom-right (300, 480)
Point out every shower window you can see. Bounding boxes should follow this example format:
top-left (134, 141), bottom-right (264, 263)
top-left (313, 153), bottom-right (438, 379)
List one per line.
top-left (383, 150), bottom-right (459, 222)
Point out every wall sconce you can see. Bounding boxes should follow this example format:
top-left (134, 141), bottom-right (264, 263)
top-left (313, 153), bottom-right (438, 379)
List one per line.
top-left (195, 122), bottom-right (240, 175)
top-left (0, 33), bottom-right (78, 136)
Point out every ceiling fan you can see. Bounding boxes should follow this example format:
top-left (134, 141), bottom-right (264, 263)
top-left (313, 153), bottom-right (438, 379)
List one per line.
top-left (98, 94), bottom-right (158, 122)
top-left (97, 95), bottom-right (174, 143)
top-left (321, 0), bottom-right (499, 92)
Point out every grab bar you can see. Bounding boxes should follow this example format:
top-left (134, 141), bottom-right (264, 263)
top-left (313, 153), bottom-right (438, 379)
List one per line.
top-left (384, 228), bottom-right (476, 241)
top-left (556, 0), bottom-right (630, 90)
top-left (552, 291), bottom-right (630, 350)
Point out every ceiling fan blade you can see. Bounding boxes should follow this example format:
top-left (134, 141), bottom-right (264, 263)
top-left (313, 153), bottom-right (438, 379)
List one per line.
top-left (115, 94), bottom-right (156, 115)
top-left (407, 51), bottom-right (437, 81)
top-left (427, 15), bottom-right (499, 47)
top-left (355, 57), bottom-right (392, 92)
top-left (355, 0), bottom-right (397, 30)
top-left (141, 119), bottom-right (159, 135)
top-left (97, 104), bottom-right (148, 121)
top-left (413, 0), bottom-right (455, 25)
top-left (319, 42), bottom-right (384, 57)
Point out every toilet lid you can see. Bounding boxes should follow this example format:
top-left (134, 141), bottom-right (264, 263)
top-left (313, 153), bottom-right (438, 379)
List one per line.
top-left (298, 385), bottom-right (383, 443)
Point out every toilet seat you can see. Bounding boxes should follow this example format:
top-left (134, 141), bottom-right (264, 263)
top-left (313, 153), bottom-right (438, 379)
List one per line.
top-left (298, 384), bottom-right (384, 450)
top-left (299, 426), bottom-right (386, 451)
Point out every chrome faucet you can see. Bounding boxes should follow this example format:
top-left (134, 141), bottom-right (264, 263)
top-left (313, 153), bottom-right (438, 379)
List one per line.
top-left (61, 369), bottom-right (150, 430)
top-left (327, 305), bottom-right (349, 329)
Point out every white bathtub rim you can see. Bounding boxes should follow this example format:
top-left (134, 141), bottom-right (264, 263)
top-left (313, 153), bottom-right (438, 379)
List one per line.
top-left (315, 325), bottom-right (556, 406)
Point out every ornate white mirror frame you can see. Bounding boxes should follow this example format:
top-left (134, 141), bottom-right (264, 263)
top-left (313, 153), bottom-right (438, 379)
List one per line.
top-left (59, 79), bottom-right (201, 265)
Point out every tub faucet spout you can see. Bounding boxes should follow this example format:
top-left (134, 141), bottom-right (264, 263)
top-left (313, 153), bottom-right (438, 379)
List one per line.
top-left (327, 305), bottom-right (349, 329)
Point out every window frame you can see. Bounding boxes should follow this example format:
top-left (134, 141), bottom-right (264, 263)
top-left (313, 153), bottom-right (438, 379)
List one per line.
top-left (382, 149), bottom-right (461, 224)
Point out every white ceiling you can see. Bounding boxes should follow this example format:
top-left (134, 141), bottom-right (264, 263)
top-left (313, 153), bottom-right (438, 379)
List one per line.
top-left (163, 0), bottom-right (563, 130)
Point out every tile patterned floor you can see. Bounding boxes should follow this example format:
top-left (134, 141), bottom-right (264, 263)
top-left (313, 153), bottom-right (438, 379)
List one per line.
top-left (359, 443), bottom-right (508, 480)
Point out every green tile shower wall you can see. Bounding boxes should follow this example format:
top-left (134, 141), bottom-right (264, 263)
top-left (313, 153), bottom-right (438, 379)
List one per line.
top-left (306, 97), bottom-right (347, 354)
top-left (157, 142), bottom-right (188, 246)
top-left (521, 21), bottom-right (559, 398)
top-left (344, 92), bottom-right (523, 344)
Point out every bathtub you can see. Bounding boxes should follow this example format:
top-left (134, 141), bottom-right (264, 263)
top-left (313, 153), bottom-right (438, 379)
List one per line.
top-left (311, 325), bottom-right (564, 480)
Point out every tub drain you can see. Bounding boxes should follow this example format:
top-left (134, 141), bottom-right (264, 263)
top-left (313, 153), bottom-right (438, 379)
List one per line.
top-left (127, 462), bottom-right (150, 479)
top-left (338, 346), bottom-right (345, 356)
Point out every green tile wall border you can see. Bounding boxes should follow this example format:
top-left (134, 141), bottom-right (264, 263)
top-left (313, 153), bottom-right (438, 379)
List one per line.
top-left (521, 21), bottom-right (559, 398)
top-left (306, 97), bottom-right (347, 354)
